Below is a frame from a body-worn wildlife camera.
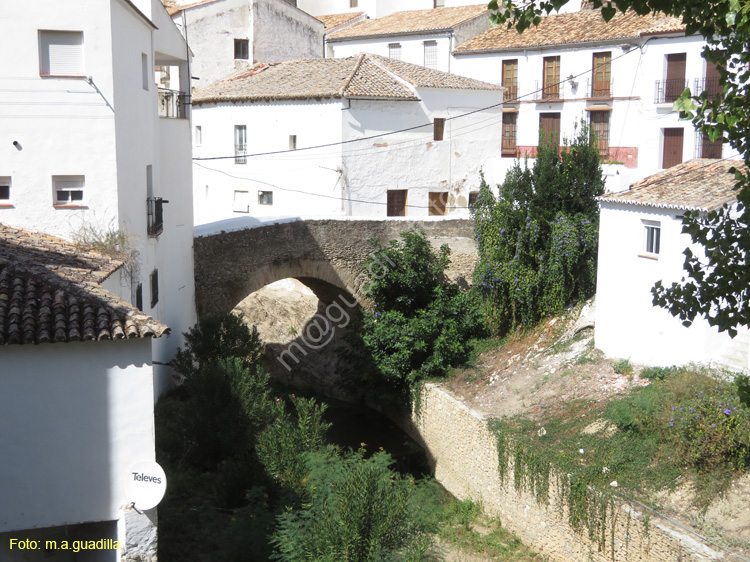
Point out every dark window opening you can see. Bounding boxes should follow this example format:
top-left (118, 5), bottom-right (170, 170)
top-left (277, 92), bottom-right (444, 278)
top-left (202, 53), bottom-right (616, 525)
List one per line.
top-left (147, 197), bottom-right (166, 237)
top-left (258, 191), bottom-right (273, 205)
top-left (434, 118), bottom-right (445, 141)
top-left (135, 283), bottom-right (143, 311)
top-left (0, 185), bottom-right (9, 200)
top-left (387, 189), bottom-right (407, 216)
top-left (234, 39), bottom-right (249, 60)
top-left (150, 270), bottom-right (159, 309)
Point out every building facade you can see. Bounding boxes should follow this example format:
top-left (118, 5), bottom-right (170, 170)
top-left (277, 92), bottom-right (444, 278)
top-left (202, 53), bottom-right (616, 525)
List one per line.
top-left (191, 54), bottom-right (502, 224)
top-left (0, 0), bottom-right (197, 394)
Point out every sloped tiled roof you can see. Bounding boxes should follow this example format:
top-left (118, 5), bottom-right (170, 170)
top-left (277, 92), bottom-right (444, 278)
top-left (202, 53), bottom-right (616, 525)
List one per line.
top-left (317, 11), bottom-right (366, 31)
top-left (327, 5), bottom-right (489, 41)
top-left (0, 224), bottom-right (168, 346)
top-left (598, 159), bottom-right (743, 212)
top-left (454, 9), bottom-right (684, 53)
top-left (164, 0), bottom-right (223, 16)
top-left (192, 53), bottom-right (500, 104)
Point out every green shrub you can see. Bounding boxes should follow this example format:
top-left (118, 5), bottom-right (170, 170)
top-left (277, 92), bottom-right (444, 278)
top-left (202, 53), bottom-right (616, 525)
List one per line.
top-left (472, 123), bottom-right (604, 334)
top-left (640, 365), bottom-right (680, 381)
top-left (272, 448), bottom-right (435, 562)
top-left (612, 359), bottom-right (633, 375)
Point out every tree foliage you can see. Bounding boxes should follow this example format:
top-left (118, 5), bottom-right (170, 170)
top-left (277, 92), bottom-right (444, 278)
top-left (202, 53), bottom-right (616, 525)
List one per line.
top-left (487, 0), bottom-right (750, 338)
top-left (472, 125), bottom-right (603, 333)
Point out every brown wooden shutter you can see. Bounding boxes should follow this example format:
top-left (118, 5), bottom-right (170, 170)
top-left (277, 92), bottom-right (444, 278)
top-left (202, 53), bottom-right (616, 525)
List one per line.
top-left (705, 59), bottom-right (722, 97)
top-left (665, 53), bottom-right (686, 102)
top-left (502, 59), bottom-right (518, 101)
top-left (701, 131), bottom-right (722, 158)
top-left (539, 113), bottom-right (561, 150)
top-left (387, 190), bottom-right (407, 216)
top-left (592, 52), bottom-right (611, 97)
top-left (543, 56), bottom-right (560, 99)
top-left (502, 113), bottom-right (517, 156)
top-left (662, 128), bottom-right (684, 168)
top-left (428, 192), bottom-right (448, 216)
top-left (434, 118), bottom-right (445, 141)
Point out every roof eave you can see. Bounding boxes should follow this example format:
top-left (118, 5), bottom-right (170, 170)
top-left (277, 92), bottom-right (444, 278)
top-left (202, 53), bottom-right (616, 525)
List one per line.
top-left (453, 35), bottom-right (644, 56)
top-left (328, 28), bottom-right (454, 43)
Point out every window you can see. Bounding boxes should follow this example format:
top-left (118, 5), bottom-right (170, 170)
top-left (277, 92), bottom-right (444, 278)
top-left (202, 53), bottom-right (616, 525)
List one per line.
top-left (289, 135), bottom-right (297, 150)
top-left (502, 59), bottom-right (518, 102)
top-left (468, 191), bottom-right (479, 208)
top-left (233, 190), bottom-right (250, 213)
top-left (702, 58), bottom-right (723, 98)
top-left (135, 283), bottom-right (143, 311)
top-left (539, 113), bottom-right (561, 150)
top-left (388, 43), bottom-right (401, 61)
top-left (0, 177), bottom-right (11, 205)
top-left (591, 52), bottom-right (611, 97)
top-left (39, 30), bottom-right (84, 76)
top-left (502, 112), bottom-right (517, 157)
top-left (350, 0), bottom-right (358, 6)
top-left (589, 110), bottom-right (610, 159)
top-left (387, 189), bottom-right (407, 216)
top-left (434, 0), bottom-right (445, 6)
top-left (542, 56), bottom-right (560, 100)
top-left (434, 118), bottom-right (445, 141)
top-left (664, 53), bottom-right (686, 103)
top-left (428, 192), bottom-right (448, 216)
top-left (643, 221), bottom-right (661, 256)
top-left (696, 130), bottom-right (722, 159)
top-left (662, 128), bottom-right (684, 168)
top-left (146, 164), bottom-right (154, 199)
top-left (147, 197), bottom-right (165, 236)
top-left (195, 125), bottom-right (202, 146)
top-left (424, 41), bottom-right (437, 69)
top-left (235, 125), bottom-right (247, 164)
top-left (53, 175), bottom-right (84, 206)
top-left (142, 53), bottom-right (149, 90)
top-left (258, 191), bottom-right (273, 205)
top-left (150, 269), bottom-right (159, 308)
top-left (234, 39), bottom-right (249, 60)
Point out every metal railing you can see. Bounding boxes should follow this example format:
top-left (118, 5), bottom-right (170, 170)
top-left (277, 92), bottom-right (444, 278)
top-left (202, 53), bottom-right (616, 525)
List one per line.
top-left (235, 143), bottom-right (247, 164)
top-left (694, 130), bottom-right (723, 159)
top-left (158, 88), bottom-right (189, 119)
top-left (654, 78), bottom-right (689, 104)
top-left (503, 84), bottom-right (518, 102)
top-left (534, 80), bottom-right (563, 101)
top-left (587, 77), bottom-right (614, 98)
top-left (693, 77), bottom-right (722, 98)
top-left (147, 197), bottom-right (166, 237)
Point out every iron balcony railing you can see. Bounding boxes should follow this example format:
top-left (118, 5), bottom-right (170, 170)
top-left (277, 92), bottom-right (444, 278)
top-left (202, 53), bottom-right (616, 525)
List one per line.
top-left (654, 78), bottom-right (690, 104)
top-left (235, 143), bottom-right (247, 164)
top-left (693, 77), bottom-right (722, 98)
top-left (158, 88), bottom-right (189, 119)
top-left (587, 77), bottom-right (614, 98)
top-left (503, 84), bottom-right (518, 102)
top-left (147, 197), bottom-right (167, 237)
top-left (534, 80), bottom-right (563, 101)
top-left (694, 130), bottom-right (723, 159)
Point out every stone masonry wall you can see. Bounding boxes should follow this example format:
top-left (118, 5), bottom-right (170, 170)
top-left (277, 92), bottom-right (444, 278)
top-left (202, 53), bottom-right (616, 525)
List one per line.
top-left (411, 384), bottom-right (723, 562)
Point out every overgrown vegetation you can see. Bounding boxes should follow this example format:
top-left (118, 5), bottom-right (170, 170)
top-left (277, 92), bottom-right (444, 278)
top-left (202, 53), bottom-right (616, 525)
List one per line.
top-left (490, 367), bottom-right (750, 551)
top-left (472, 125), bottom-right (604, 334)
top-left (361, 228), bottom-right (488, 390)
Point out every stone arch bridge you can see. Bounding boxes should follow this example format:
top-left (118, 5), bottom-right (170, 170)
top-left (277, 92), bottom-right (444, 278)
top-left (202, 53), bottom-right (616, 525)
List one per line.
top-left (194, 218), bottom-right (477, 317)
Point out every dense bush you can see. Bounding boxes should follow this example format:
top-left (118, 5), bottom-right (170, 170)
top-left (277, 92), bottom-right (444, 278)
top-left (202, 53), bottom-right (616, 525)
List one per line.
top-left (472, 124), bottom-right (604, 333)
top-left (361, 228), bottom-right (488, 387)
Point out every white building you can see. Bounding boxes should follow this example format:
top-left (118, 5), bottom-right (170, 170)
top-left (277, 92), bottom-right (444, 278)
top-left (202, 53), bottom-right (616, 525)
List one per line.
top-left (167, 0), bottom-right (325, 90)
top-left (0, 0), bottom-right (197, 393)
top-left (0, 224), bottom-right (169, 561)
top-left (325, 5), bottom-right (490, 71)
top-left (191, 54), bottom-right (502, 223)
top-left (298, 0), bottom-right (484, 19)
top-left (595, 159), bottom-right (749, 371)
top-left (451, 9), bottom-right (730, 191)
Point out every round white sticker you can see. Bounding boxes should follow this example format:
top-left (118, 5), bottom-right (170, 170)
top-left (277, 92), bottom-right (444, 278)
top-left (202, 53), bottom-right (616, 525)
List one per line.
top-left (125, 460), bottom-right (167, 511)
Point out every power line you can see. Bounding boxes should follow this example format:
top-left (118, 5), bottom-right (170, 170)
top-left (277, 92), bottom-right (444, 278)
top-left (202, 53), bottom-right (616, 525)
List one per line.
top-left (193, 42), bottom-right (645, 162)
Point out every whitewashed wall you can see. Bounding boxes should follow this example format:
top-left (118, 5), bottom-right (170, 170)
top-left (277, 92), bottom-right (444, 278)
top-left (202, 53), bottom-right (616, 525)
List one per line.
top-left (0, 339), bottom-right (156, 533)
top-left (343, 87), bottom-right (503, 216)
top-left (452, 32), bottom-right (723, 190)
top-left (595, 202), bottom-right (750, 371)
top-left (299, 0), bottom-right (433, 18)
top-left (192, 99), bottom-right (345, 223)
top-left (330, 34), bottom-right (455, 72)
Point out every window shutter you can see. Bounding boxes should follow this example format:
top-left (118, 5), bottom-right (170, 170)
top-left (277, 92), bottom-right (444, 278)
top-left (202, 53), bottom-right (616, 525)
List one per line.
top-left (41, 31), bottom-right (84, 76)
top-left (662, 128), bottom-right (684, 168)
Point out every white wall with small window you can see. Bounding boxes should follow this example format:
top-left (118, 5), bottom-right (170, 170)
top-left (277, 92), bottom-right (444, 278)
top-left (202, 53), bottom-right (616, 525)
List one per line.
top-left (331, 34), bottom-right (454, 72)
top-left (0, 177), bottom-right (12, 206)
top-left (595, 200), bottom-right (749, 370)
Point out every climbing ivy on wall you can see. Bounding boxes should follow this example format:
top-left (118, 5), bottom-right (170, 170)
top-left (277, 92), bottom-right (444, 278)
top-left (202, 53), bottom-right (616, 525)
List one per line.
top-left (472, 125), bottom-right (604, 334)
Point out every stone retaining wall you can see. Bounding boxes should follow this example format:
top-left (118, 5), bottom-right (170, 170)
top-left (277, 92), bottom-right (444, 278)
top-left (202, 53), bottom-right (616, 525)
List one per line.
top-left (411, 383), bottom-right (723, 562)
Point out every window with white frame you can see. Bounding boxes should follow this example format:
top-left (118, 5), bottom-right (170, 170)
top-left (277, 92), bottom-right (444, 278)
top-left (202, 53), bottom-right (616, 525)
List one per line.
top-left (39, 30), bottom-right (84, 76)
top-left (53, 175), bottom-right (84, 206)
top-left (643, 220), bottom-right (661, 256)
top-left (388, 43), bottom-right (402, 61)
top-left (195, 125), bottom-right (202, 146)
top-left (423, 41), bottom-right (437, 69)
top-left (258, 191), bottom-right (273, 205)
top-left (235, 125), bottom-right (247, 164)
top-left (0, 177), bottom-right (11, 204)
top-left (233, 190), bottom-right (250, 213)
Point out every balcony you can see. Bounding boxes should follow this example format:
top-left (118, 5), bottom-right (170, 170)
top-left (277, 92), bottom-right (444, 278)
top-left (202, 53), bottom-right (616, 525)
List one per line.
top-left (503, 84), bottom-right (518, 102)
top-left (694, 77), bottom-right (722, 98)
top-left (654, 78), bottom-right (689, 104)
top-left (587, 77), bottom-right (614, 99)
top-left (534, 80), bottom-right (563, 101)
top-left (158, 88), bottom-right (189, 119)
top-left (147, 197), bottom-right (166, 237)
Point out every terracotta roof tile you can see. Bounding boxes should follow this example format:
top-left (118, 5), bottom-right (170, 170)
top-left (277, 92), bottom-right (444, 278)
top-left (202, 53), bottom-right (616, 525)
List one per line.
top-left (164, 0), bottom-right (223, 16)
top-left (598, 159), bottom-right (744, 212)
top-left (454, 9), bottom-right (684, 53)
top-left (317, 12), bottom-right (366, 31)
top-left (192, 53), bottom-right (499, 104)
top-left (0, 224), bottom-right (168, 346)
top-left (327, 5), bottom-right (488, 41)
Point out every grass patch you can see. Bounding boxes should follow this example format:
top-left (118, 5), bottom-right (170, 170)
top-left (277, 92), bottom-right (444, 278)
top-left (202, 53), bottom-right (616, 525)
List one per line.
top-left (489, 367), bottom-right (750, 550)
